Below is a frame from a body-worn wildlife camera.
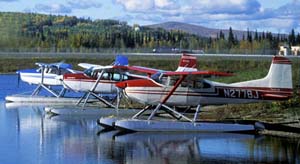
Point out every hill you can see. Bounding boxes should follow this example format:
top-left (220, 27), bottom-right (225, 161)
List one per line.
top-left (146, 21), bottom-right (284, 40)
top-left (147, 21), bottom-right (222, 38)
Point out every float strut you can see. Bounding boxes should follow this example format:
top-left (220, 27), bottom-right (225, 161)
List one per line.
top-left (193, 104), bottom-right (201, 122)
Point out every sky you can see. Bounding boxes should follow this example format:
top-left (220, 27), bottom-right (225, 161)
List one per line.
top-left (0, 0), bottom-right (299, 33)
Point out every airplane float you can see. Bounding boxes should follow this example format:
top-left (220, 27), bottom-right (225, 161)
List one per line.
top-left (5, 62), bottom-right (80, 102)
top-left (99, 55), bottom-right (293, 132)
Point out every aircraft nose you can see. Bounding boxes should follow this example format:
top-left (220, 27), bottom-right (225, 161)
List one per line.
top-left (116, 81), bottom-right (127, 89)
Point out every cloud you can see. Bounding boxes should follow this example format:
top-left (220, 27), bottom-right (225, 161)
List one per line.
top-left (191, 0), bottom-right (261, 15)
top-left (114, 0), bottom-right (300, 33)
top-left (67, 0), bottom-right (102, 10)
top-left (31, 1), bottom-right (102, 14)
top-left (155, 0), bottom-right (177, 9)
top-left (276, 1), bottom-right (300, 19)
top-left (0, 0), bottom-right (18, 2)
top-left (115, 0), bottom-right (178, 11)
top-left (115, 0), bottom-right (154, 11)
top-left (35, 4), bottom-right (72, 14)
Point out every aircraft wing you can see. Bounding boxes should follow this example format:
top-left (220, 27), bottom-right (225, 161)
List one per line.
top-left (92, 65), bottom-right (115, 71)
top-left (78, 63), bottom-right (103, 69)
top-left (79, 63), bottom-right (119, 71)
top-left (147, 70), bottom-right (233, 82)
top-left (163, 71), bottom-right (233, 77)
top-left (35, 62), bottom-right (48, 67)
top-left (114, 65), bottom-right (164, 75)
top-left (36, 62), bottom-right (72, 69)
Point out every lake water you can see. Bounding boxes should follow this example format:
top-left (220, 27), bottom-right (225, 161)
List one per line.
top-left (0, 74), bottom-right (300, 164)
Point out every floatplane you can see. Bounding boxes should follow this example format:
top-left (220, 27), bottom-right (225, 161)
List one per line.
top-left (5, 62), bottom-right (81, 103)
top-left (99, 55), bottom-right (293, 132)
top-left (61, 55), bottom-right (140, 108)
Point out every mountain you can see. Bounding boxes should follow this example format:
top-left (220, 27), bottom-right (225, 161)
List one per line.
top-left (146, 21), bottom-right (267, 40)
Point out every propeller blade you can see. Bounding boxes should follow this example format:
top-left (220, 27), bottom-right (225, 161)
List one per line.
top-left (17, 72), bottom-right (20, 88)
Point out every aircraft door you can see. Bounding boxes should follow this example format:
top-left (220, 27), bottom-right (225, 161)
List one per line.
top-left (166, 77), bottom-right (188, 105)
top-left (188, 80), bottom-right (214, 105)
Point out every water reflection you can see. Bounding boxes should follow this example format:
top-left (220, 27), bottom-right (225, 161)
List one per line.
top-left (112, 132), bottom-right (300, 163)
top-left (1, 102), bottom-right (300, 164)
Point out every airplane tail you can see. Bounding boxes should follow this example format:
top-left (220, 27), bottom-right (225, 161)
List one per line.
top-left (232, 56), bottom-right (293, 89)
top-left (114, 55), bottom-right (128, 66)
top-left (175, 54), bottom-right (198, 72)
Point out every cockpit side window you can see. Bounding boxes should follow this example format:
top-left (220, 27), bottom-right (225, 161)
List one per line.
top-left (59, 68), bottom-right (70, 75)
top-left (123, 75), bottom-right (128, 80)
top-left (112, 73), bottom-right (121, 81)
top-left (194, 80), bottom-right (211, 89)
top-left (48, 67), bottom-right (59, 74)
top-left (102, 72), bottom-right (110, 80)
top-left (169, 78), bottom-right (178, 86)
top-left (151, 72), bottom-right (163, 83)
top-left (181, 81), bottom-right (188, 87)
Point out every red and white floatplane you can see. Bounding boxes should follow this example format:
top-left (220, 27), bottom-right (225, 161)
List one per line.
top-left (61, 55), bottom-right (149, 108)
top-left (99, 54), bottom-right (293, 132)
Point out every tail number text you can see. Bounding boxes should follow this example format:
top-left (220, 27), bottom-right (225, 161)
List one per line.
top-left (223, 89), bottom-right (259, 99)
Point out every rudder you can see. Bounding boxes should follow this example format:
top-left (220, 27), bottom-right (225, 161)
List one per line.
top-left (176, 54), bottom-right (198, 72)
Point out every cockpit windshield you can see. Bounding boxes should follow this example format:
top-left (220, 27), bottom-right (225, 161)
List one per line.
top-left (151, 71), bottom-right (163, 82)
top-left (84, 67), bottom-right (97, 78)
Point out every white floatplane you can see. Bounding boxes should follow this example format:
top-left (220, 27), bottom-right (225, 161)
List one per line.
top-left (5, 62), bottom-right (81, 103)
top-left (100, 55), bottom-right (293, 132)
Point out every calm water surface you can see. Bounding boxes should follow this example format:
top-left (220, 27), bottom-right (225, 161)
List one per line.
top-left (0, 75), bottom-right (300, 164)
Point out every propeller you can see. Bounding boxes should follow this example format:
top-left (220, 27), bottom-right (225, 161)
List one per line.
top-left (16, 71), bottom-right (20, 87)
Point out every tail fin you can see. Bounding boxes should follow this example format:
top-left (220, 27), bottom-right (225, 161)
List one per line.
top-left (264, 56), bottom-right (292, 89)
top-left (114, 55), bottom-right (129, 66)
top-left (175, 54), bottom-right (198, 72)
top-left (232, 56), bottom-right (292, 89)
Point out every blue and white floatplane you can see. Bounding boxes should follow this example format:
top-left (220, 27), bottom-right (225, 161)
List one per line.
top-left (5, 62), bottom-right (81, 103)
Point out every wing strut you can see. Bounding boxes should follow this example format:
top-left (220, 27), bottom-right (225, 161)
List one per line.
top-left (145, 75), bottom-right (193, 122)
top-left (76, 70), bottom-right (116, 108)
top-left (31, 65), bottom-right (66, 98)
top-left (129, 75), bottom-right (202, 123)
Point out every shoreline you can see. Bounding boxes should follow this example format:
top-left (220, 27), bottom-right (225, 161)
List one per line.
top-left (259, 130), bottom-right (300, 138)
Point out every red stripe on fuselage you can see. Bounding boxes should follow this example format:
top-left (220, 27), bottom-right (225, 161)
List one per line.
top-left (124, 79), bottom-right (161, 87)
top-left (63, 73), bottom-right (118, 84)
top-left (64, 73), bottom-right (94, 80)
top-left (272, 56), bottom-right (291, 64)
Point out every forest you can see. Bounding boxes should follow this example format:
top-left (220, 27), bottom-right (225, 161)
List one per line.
top-left (0, 12), bottom-right (300, 54)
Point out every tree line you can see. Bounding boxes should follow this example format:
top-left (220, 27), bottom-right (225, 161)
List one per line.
top-left (0, 12), bottom-right (299, 54)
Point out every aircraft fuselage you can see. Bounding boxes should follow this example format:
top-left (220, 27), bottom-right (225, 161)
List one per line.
top-left (122, 79), bottom-right (293, 106)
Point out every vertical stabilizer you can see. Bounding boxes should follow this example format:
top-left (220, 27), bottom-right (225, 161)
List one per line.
top-left (176, 54), bottom-right (198, 72)
top-left (231, 56), bottom-right (292, 89)
top-left (114, 55), bottom-right (129, 66)
top-left (265, 56), bottom-right (292, 89)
